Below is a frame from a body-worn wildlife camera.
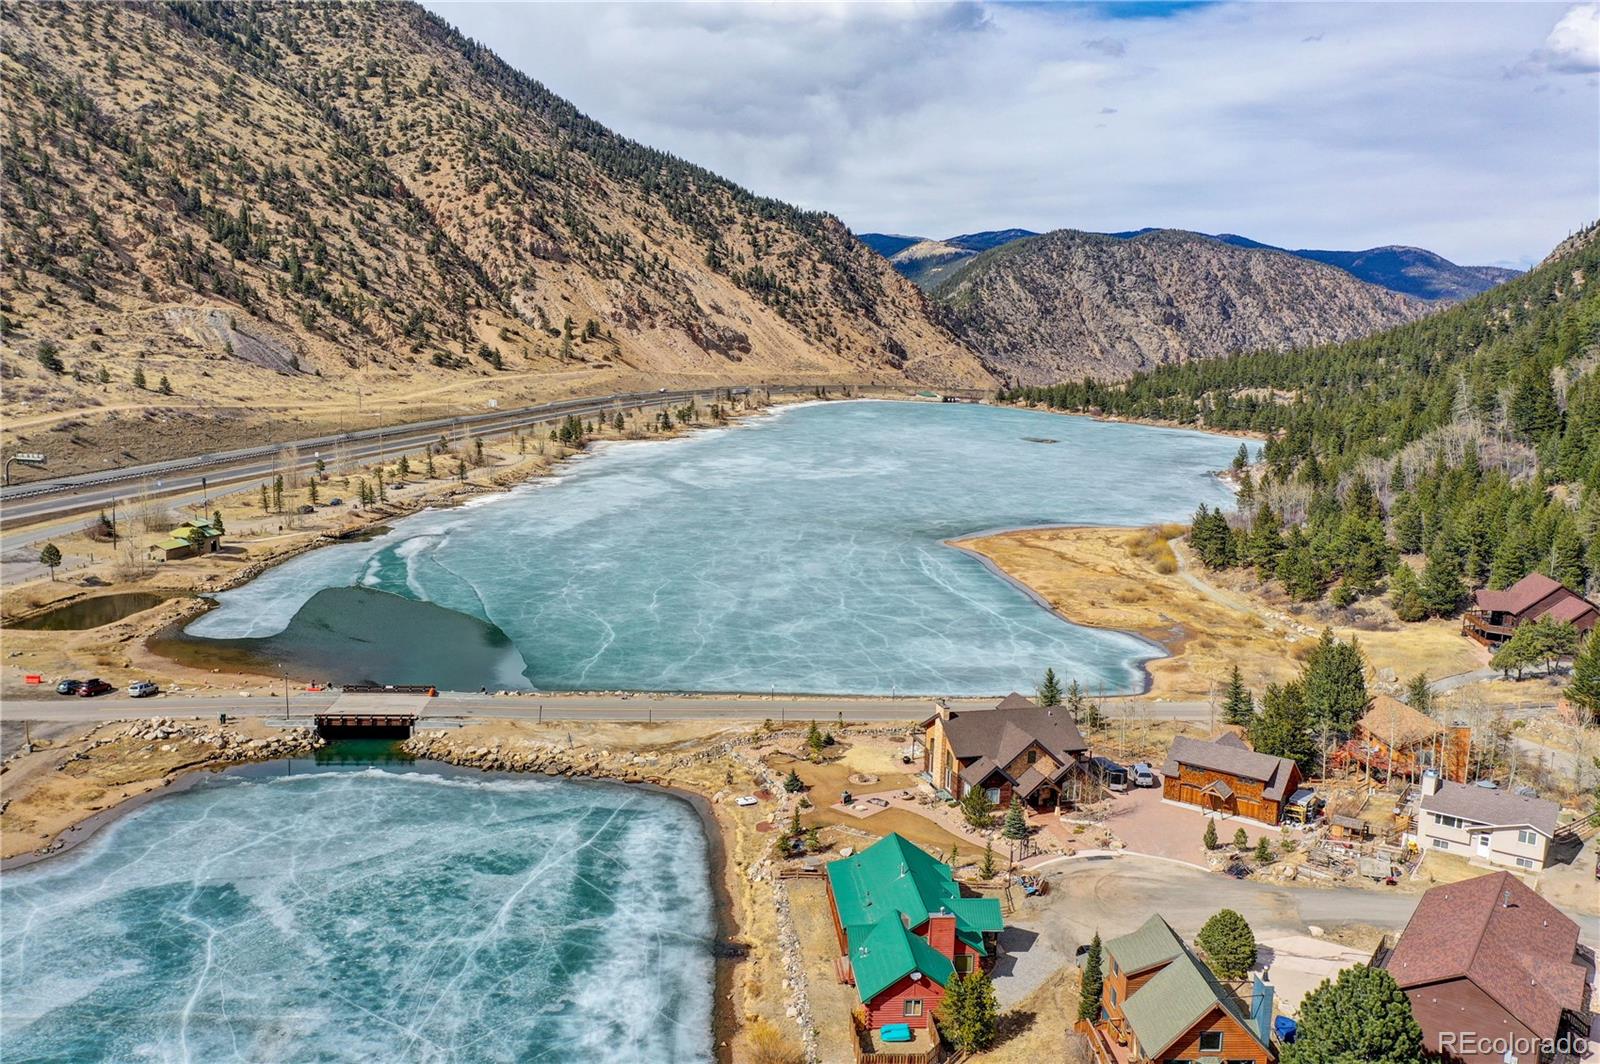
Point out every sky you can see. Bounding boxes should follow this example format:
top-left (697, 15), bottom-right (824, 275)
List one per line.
top-left (426, 2), bottom-right (1600, 268)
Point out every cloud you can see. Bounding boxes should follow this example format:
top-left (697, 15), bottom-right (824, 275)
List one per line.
top-left (1535, 3), bottom-right (1600, 73)
top-left (425, 1), bottom-right (1600, 266)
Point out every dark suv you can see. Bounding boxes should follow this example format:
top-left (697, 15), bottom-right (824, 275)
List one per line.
top-left (56, 678), bottom-right (82, 695)
top-left (76, 678), bottom-right (114, 697)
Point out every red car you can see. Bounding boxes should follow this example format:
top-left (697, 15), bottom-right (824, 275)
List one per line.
top-left (76, 678), bottom-right (114, 697)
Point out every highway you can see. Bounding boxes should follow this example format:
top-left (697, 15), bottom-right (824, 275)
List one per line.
top-left (0, 383), bottom-right (828, 530)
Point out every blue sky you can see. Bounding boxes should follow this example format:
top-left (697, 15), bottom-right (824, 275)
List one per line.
top-left (427, 2), bottom-right (1599, 267)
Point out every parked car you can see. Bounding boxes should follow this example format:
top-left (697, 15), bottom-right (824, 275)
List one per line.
top-left (1091, 756), bottom-right (1128, 792)
top-left (128, 680), bottom-right (159, 698)
top-left (56, 678), bottom-right (82, 695)
top-left (76, 678), bottom-right (114, 697)
top-left (1130, 762), bottom-right (1158, 788)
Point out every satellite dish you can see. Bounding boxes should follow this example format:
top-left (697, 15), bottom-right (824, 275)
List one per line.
top-left (911, 970), bottom-right (922, 982)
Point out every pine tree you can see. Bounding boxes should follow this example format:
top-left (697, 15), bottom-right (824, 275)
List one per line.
top-left (1567, 634), bottom-right (1600, 723)
top-left (38, 543), bottom-right (61, 580)
top-left (937, 971), bottom-right (998, 1053)
top-left (1077, 933), bottom-right (1104, 1021)
top-left (271, 474), bottom-right (284, 513)
top-left (805, 721), bottom-right (825, 760)
top-left (211, 510), bottom-right (224, 534)
top-left (782, 769), bottom-right (804, 793)
top-left (1283, 966), bottom-right (1425, 1064)
top-left (132, 365), bottom-right (147, 390)
top-left (1232, 826), bottom-right (1250, 851)
top-left (1254, 836), bottom-right (1273, 863)
top-left (157, 373), bottom-right (172, 394)
top-left (1002, 800), bottom-right (1028, 841)
top-left (1250, 680), bottom-right (1316, 771)
top-left (961, 787), bottom-right (995, 829)
top-left (979, 839), bottom-right (997, 879)
top-left (1405, 673), bottom-right (1432, 715)
top-left (1302, 629), bottom-right (1369, 734)
top-left (1037, 668), bottom-right (1062, 707)
top-left (1222, 665), bottom-right (1254, 725)
top-left (1202, 819), bottom-right (1219, 851)
top-left (1419, 545), bottom-right (1466, 617)
top-left (1196, 909), bottom-right (1257, 979)
top-left (1389, 562), bottom-right (1428, 622)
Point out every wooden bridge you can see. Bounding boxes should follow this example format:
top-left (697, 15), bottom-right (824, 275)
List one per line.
top-left (312, 689), bottom-right (432, 738)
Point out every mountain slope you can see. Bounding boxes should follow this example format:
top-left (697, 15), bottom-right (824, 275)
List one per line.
top-left (0, 2), bottom-right (988, 471)
top-left (1209, 237), bottom-right (1520, 301)
top-left (857, 233), bottom-right (923, 258)
top-left (870, 229), bottom-right (1039, 291)
top-left (935, 229), bottom-right (1429, 385)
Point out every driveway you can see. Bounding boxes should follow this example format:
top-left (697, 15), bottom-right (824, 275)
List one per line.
top-left (993, 851), bottom-right (1600, 1012)
top-left (1098, 785), bottom-right (1302, 866)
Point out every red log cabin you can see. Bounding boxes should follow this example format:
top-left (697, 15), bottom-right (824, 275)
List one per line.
top-left (1463, 572), bottom-right (1599, 648)
top-left (824, 833), bottom-right (1004, 1033)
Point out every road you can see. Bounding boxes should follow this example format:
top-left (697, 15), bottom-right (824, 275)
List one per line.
top-left (0, 690), bottom-right (1216, 725)
top-left (0, 383), bottom-right (845, 552)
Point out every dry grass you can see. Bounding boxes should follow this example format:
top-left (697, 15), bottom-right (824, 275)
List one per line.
top-left (744, 1021), bottom-right (804, 1064)
top-left (969, 962), bottom-right (1089, 1064)
top-left (960, 525), bottom-right (1487, 702)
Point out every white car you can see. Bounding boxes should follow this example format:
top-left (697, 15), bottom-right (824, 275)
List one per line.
top-left (734, 795), bottom-right (759, 807)
top-left (1131, 763), bottom-right (1158, 787)
top-left (128, 680), bottom-right (159, 698)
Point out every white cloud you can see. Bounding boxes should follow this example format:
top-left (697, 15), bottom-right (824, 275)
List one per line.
top-left (425, 1), bottom-right (1599, 266)
top-left (1537, 3), bottom-right (1600, 73)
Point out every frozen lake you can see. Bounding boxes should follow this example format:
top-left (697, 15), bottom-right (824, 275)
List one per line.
top-left (186, 400), bottom-right (1239, 695)
top-left (0, 763), bottom-right (715, 1063)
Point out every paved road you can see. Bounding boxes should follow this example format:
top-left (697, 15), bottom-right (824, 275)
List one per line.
top-left (0, 384), bottom-right (836, 551)
top-left (0, 690), bottom-right (1216, 725)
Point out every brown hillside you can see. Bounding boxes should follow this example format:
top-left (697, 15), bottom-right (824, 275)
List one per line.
top-left (0, 2), bottom-right (989, 473)
top-left (936, 228), bottom-right (1431, 385)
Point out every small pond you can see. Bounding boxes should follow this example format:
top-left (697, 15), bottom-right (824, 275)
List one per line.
top-left (5, 592), bottom-right (180, 631)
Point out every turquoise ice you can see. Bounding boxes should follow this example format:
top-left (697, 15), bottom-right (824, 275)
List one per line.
top-left (0, 765), bottom-right (715, 1063)
top-left (188, 401), bottom-right (1239, 694)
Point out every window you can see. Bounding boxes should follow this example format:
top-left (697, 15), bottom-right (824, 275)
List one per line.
top-left (1027, 749), bottom-right (1038, 765)
top-left (955, 955), bottom-right (973, 974)
top-left (903, 999), bottom-right (923, 1018)
top-left (1517, 829), bottom-right (1537, 846)
top-left (1515, 856), bottom-right (1535, 869)
top-left (1109, 986), bottom-right (1118, 1006)
top-left (1433, 813), bottom-right (1463, 830)
top-left (1432, 838), bottom-right (1449, 849)
top-left (1198, 1031), bottom-right (1224, 1053)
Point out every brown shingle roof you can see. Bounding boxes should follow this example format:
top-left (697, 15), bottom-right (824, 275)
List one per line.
top-left (937, 693), bottom-right (1088, 775)
top-left (1420, 780), bottom-right (1560, 837)
top-left (1383, 872), bottom-right (1586, 1040)
top-left (1161, 735), bottom-right (1299, 801)
top-left (1357, 694), bottom-right (1443, 749)
top-left (1472, 572), bottom-right (1565, 615)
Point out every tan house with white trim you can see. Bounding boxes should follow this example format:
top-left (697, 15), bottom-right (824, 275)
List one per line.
top-left (1415, 774), bottom-right (1558, 872)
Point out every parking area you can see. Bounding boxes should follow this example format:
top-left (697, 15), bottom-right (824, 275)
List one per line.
top-left (1098, 784), bottom-right (1296, 866)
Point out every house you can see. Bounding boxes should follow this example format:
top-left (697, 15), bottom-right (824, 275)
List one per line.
top-left (1380, 872), bottom-right (1593, 1063)
top-left (923, 692), bottom-right (1090, 810)
top-left (825, 833), bottom-right (1004, 1031)
top-left (1160, 734), bottom-right (1302, 825)
top-left (1335, 694), bottom-right (1470, 784)
top-left (1463, 572), bottom-right (1599, 647)
top-left (1415, 773), bottom-right (1559, 872)
top-left (151, 520), bottom-right (223, 561)
top-left (1082, 914), bottom-right (1275, 1064)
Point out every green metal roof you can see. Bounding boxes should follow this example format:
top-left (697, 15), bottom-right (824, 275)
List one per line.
top-left (155, 538), bottom-right (190, 550)
top-left (1103, 914), bottom-right (1184, 977)
top-left (1120, 939), bottom-right (1266, 1059)
top-left (845, 917), bottom-right (957, 1003)
top-left (826, 833), bottom-right (1004, 946)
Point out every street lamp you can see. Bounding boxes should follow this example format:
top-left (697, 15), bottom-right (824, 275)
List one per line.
top-left (279, 664), bottom-right (290, 723)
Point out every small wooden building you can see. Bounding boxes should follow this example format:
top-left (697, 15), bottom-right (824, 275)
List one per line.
top-left (1336, 694), bottom-right (1469, 785)
top-left (151, 521), bottom-right (222, 561)
top-left (1160, 734), bottom-right (1301, 825)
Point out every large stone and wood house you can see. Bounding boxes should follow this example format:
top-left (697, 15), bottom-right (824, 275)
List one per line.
top-left (1380, 872), bottom-right (1593, 1063)
top-left (1079, 914), bottom-right (1276, 1064)
top-left (923, 692), bottom-right (1090, 810)
top-left (1160, 734), bottom-right (1302, 826)
top-left (1415, 774), bottom-right (1560, 873)
top-left (1463, 572), bottom-right (1599, 648)
top-left (825, 833), bottom-right (1005, 1032)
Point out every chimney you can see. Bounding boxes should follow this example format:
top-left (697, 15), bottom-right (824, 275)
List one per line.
top-left (936, 700), bottom-right (951, 722)
top-left (925, 910), bottom-right (957, 961)
top-left (1422, 770), bottom-right (1441, 797)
